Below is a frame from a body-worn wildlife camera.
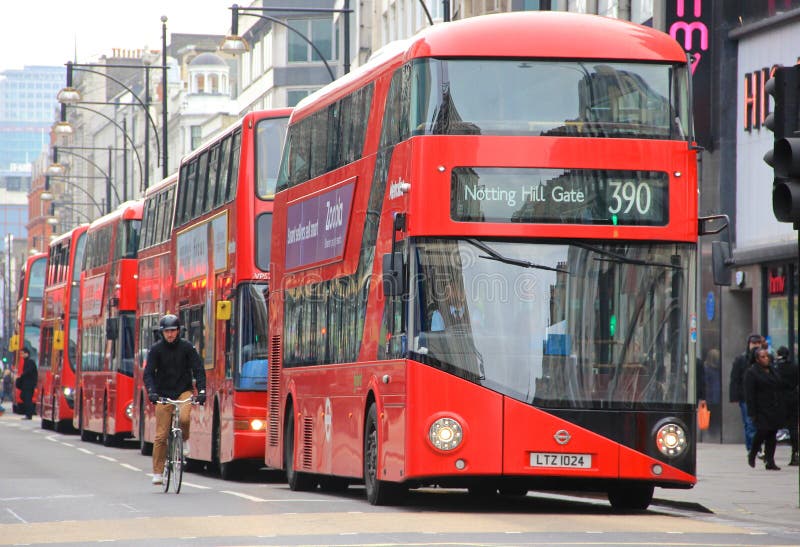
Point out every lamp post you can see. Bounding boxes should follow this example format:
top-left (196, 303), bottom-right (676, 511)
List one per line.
top-left (49, 148), bottom-right (118, 215)
top-left (220, 3), bottom-right (353, 80)
top-left (48, 177), bottom-right (110, 218)
top-left (56, 16), bottom-right (169, 191)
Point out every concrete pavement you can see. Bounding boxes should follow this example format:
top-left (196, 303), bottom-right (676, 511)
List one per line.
top-left (654, 441), bottom-right (799, 529)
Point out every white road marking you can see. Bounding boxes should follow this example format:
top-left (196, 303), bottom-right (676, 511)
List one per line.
top-left (220, 490), bottom-right (267, 502)
top-left (180, 481), bottom-right (211, 490)
top-left (5, 508), bottom-right (27, 523)
top-left (77, 448), bottom-right (94, 455)
top-left (120, 464), bottom-right (141, 472)
top-left (98, 455), bottom-right (117, 462)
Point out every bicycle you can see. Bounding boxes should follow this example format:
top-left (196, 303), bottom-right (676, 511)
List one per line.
top-left (157, 396), bottom-right (196, 494)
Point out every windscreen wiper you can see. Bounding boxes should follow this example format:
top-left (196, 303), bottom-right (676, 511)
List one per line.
top-left (467, 239), bottom-right (569, 274)
top-left (573, 242), bottom-right (682, 269)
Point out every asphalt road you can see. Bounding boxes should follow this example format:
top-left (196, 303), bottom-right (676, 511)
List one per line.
top-left (1, 414), bottom-right (798, 546)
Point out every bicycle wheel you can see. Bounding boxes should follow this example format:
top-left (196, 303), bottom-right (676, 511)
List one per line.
top-left (171, 430), bottom-right (183, 494)
top-left (162, 435), bottom-right (172, 493)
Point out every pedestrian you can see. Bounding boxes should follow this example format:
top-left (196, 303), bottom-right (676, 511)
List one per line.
top-left (730, 334), bottom-right (763, 453)
top-left (745, 347), bottom-right (785, 470)
top-left (774, 346), bottom-right (799, 466)
top-left (1, 367), bottom-right (13, 409)
top-left (16, 348), bottom-right (37, 420)
top-left (143, 314), bottom-right (206, 486)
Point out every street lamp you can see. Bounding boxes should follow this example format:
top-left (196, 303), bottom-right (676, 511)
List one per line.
top-left (52, 148), bottom-right (119, 215)
top-left (220, 3), bottom-right (353, 80)
top-left (56, 16), bottom-right (169, 189)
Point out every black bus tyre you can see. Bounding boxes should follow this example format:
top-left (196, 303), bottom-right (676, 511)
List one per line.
top-left (213, 409), bottom-right (239, 480)
top-left (101, 397), bottom-right (118, 447)
top-left (284, 405), bottom-right (316, 491)
top-left (139, 402), bottom-right (152, 455)
top-left (607, 482), bottom-right (654, 512)
top-left (79, 400), bottom-right (95, 442)
top-left (364, 403), bottom-right (405, 505)
top-left (40, 396), bottom-right (54, 430)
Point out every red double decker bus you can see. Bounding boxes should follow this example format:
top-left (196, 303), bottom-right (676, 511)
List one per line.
top-left (132, 174), bottom-right (178, 455)
top-left (267, 12), bottom-right (716, 510)
top-left (74, 201), bottom-right (142, 445)
top-left (10, 253), bottom-right (47, 414)
top-left (141, 109), bottom-right (289, 478)
top-left (37, 225), bottom-right (88, 431)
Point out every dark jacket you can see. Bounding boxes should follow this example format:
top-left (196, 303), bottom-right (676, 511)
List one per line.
top-left (729, 350), bottom-right (750, 403)
top-left (17, 357), bottom-right (37, 393)
top-left (774, 355), bottom-right (799, 424)
top-left (744, 363), bottom-right (785, 430)
top-left (143, 338), bottom-right (205, 399)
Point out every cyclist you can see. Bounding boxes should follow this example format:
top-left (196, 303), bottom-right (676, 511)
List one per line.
top-left (143, 314), bottom-right (206, 485)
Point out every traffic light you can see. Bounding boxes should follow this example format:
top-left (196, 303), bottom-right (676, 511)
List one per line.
top-left (764, 65), bottom-right (800, 224)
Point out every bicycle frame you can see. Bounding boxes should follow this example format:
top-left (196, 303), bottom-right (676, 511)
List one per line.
top-left (157, 396), bottom-right (194, 494)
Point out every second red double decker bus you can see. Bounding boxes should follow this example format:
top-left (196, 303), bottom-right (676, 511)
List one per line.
top-left (37, 224), bottom-right (88, 431)
top-left (74, 201), bottom-right (142, 445)
top-left (10, 253), bottom-right (47, 414)
top-left (268, 12), bottom-right (709, 510)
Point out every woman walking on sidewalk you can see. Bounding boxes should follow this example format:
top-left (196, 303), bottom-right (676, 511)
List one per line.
top-left (745, 347), bottom-right (785, 470)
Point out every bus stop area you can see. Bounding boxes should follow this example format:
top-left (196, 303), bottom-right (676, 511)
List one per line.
top-left (653, 442), bottom-right (799, 529)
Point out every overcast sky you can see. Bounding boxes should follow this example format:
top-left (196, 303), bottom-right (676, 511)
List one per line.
top-left (0, 1), bottom-right (234, 71)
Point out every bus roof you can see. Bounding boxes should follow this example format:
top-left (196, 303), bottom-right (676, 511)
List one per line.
top-left (144, 173), bottom-right (178, 197)
top-left (180, 108), bottom-right (293, 166)
top-left (87, 200), bottom-right (144, 230)
top-left (49, 223), bottom-right (89, 247)
top-left (293, 11), bottom-right (687, 121)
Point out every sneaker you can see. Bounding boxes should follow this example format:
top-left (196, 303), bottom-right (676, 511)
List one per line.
top-left (182, 441), bottom-right (190, 457)
top-left (151, 474), bottom-right (163, 485)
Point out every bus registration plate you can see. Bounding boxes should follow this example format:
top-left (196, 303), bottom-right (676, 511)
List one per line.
top-left (529, 452), bottom-right (591, 468)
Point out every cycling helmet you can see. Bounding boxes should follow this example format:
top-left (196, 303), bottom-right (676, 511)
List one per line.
top-left (159, 314), bottom-right (180, 331)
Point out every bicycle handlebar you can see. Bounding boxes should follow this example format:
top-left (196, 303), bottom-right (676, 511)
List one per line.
top-left (156, 396), bottom-right (196, 405)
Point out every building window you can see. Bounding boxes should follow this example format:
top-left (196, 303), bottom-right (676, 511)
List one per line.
top-left (191, 126), bottom-right (202, 150)
top-left (287, 18), bottom-right (335, 63)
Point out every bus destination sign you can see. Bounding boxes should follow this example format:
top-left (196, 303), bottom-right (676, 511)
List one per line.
top-left (451, 167), bottom-right (668, 226)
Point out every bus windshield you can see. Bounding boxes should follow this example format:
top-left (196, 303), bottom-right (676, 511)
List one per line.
top-left (410, 59), bottom-right (690, 140)
top-left (237, 283), bottom-right (269, 390)
top-left (411, 239), bottom-right (696, 408)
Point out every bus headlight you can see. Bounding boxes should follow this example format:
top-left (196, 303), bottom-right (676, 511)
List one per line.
top-left (655, 422), bottom-right (687, 457)
top-left (125, 403), bottom-right (134, 420)
top-left (62, 386), bottom-right (73, 400)
top-left (428, 417), bottom-right (463, 451)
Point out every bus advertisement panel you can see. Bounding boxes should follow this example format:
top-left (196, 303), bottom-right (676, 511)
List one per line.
top-left (11, 253), bottom-right (46, 414)
top-left (132, 175), bottom-right (177, 456)
top-left (37, 225), bottom-right (88, 431)
top-left (74, 201), bottom-right (142, 445)
top-left (267, 12), bottom-right (704, 510)
top-left (167, 108), bottom-right (289, 478)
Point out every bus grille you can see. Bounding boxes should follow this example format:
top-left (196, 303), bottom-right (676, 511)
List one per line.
top-left (268, 335), bottom-right (282, 447)
top-left (301, 416), bottom-right (313, 470)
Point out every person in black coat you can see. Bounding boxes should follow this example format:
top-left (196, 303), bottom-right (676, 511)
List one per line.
top-left (17, 348), bottom-right (37, 419)
top-left (774, 346), bottom-right (799, 466)
top-left (745, 347), bottom-right (785, 470)
top-left (730, 334), bottom-right (763, 453)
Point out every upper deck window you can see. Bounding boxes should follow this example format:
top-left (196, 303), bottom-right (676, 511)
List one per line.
top-left (409, 59), bottom-right (690, 140)
top-left (255, 117), bottom-right (289, 199)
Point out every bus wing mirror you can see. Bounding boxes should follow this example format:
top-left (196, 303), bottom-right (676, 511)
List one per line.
top-left (8, 334), bottom-right (19, 351)
top-left (382, 252), bottom-right (404, 297)
top-left (106, 318), bottom-right (119, 340)
top-left (53, 330), bottom-right (65, 351)
top-left (216, 300), bottom-right (232, 321)
top-left (711, 241), bottom-right (732, 286)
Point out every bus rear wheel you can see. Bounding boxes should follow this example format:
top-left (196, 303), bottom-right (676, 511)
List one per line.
top-left (284, 405), bottom-right (316, 491)
top-left (364, 403), bottom-right (405, 506)
top-left (607, 482), bottom-right (654, 512)
top-left (139, 402), bottom-right (152, 455)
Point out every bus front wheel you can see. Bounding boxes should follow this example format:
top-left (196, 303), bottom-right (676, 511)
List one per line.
top-left (607, 482), bottom-right (654, 512)
top-left (364, 403), bottom-right (405, 506)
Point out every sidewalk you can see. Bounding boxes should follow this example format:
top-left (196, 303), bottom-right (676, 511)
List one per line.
top-left (654, 441), bottom-right (799, 529)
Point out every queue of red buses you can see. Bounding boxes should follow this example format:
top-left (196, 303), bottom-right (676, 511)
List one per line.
top-left (9, 253), bottom-right (47, 414)
top-left (132, 174), bottom-right (177, 456)
top-left (266, 12), bottom-right (715, 510)
top-left (36, 224), bottom-right (88, 431)
top-left (133, 109), bottom-right (290, 478)
top-left (74, 201), bottom-right (142, 445)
